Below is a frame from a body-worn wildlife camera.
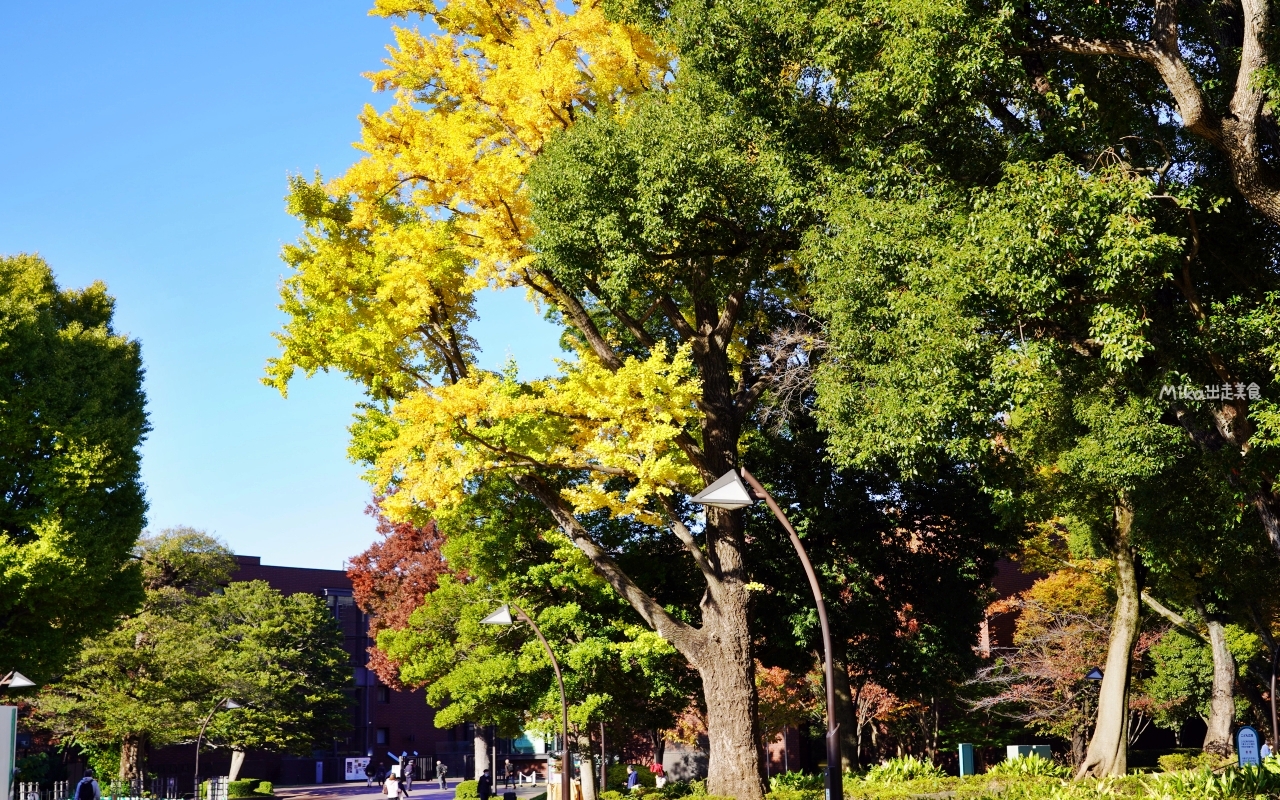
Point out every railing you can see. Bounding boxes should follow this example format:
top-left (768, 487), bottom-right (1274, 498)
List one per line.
top-left (16, 777), bottom-right (186, 800)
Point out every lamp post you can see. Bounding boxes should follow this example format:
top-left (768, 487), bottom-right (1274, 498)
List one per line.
top-left (194, 698), bottom-right (242, 794)
top-left (690, 468), bottom-right (842, 800)
top-left (0, 671), bottom-right (35, 800)
top-left (480, 604), bottom-right (571, 800)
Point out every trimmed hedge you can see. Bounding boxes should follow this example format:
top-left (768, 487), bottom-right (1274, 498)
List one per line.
top-left (455, 780), bottom-right (480, 800)
top-left (227, 779), bottom-right (273, 798)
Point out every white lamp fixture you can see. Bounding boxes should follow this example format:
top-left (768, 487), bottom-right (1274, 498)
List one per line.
top-left (480, 605), bottom-right (514, 626)
top-left (223, 699), bottom-right (243, 709)
top-left (689, 470), bottom-right (757, 510)
top-left (3, 672), bottom-right (35, 689)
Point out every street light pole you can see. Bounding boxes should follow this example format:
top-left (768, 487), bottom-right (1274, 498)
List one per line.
top-left (691, 469), bottom-right (842, 800)
top-left (194, 698), bottom-right (241, 797)
top-left (481, 604), bottom-right (571, 800)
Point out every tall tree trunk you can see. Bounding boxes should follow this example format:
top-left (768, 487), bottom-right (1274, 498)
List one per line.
top-left (1202, 614), bottom-right (1237, 756)
top-left (831, 661), bottom-right (857, 772)
top-left (1077, 502), bottom-right (1140, 779)
top-left (698, 579), bottom-right (765, 800)
top-left (119, 733), bottom-right (147, 783)
top-left (474, 729), bottom-right (490, 779)
top-left (228, 751), bottom-right (246, 783)
top-left (577, 730), bottom-right (597, 800)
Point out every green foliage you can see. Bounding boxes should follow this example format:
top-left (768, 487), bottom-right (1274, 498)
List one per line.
top-left (36, 533), bottom-right (351, 773)
top-left (379, 477), bottom-right (696, 738)
top-left (1144, 764), bottom-right (1280, 799)
top-left (608, 764), bottom-right (656, 789)
top-left (1156, 752), bottom-right (1228, 773)
top-left (0, 253), bottom-right (148, 683)
top-left (227, 779), bottom-right (274, 798)
top-left (863, 756), bottom-right (945, 783)
top-left (986, 755), bottom-right (1069, 779)
top-left (600, 792), bottom-right (625, 800)
top-left (15, 753), bottom-right (53, 783)
top-left (768, 773), bottom-right (823, 792)
top-left (455, 780), bottom-right (479, 800)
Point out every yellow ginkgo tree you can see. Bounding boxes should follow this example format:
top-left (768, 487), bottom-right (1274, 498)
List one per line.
top-left (267, 1), bottom-right (812, 797)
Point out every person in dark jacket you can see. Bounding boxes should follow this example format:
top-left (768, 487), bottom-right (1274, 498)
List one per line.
top-left (478, 770), bottom-right (493, 800)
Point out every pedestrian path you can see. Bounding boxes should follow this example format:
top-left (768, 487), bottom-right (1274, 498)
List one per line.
top-left (276, 782), bottom-right (548, 800)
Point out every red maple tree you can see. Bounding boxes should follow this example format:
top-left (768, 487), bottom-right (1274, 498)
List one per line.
top-left (347, 500), bottom-right (449, 687)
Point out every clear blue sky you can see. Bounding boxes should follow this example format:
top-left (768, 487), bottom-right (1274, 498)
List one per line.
top-left (0, 0), bottom-right (563, 569)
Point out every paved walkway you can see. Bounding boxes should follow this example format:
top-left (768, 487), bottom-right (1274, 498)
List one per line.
top-left (276, 783), bottom-right (548, 800)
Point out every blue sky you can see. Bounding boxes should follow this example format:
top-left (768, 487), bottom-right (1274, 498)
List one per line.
top-left (0, 0), bottom-right (564, 569)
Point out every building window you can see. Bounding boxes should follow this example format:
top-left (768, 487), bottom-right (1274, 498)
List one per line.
top-left (376, 728), bottom-right (389, 745)
top-left (377, 686), bottom-right (391, 704)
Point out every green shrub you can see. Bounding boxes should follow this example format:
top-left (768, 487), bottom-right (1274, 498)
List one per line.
top-left (864, 756), bottom-right (944, 783)
top-left (769, 773), bottom-right (823, 793)
top-left (601, 791), bottom-right (626, 800)
top-left (1156, 751), bottom-right (1230, 773)
top-left (455, 780), bottom-right (480, 800)
top-left (766, 788), bottom-right (822, 800)
top-left (228, 779), bottom-right (273, 798)
top-left (655, 781), bottom-right (698, 799)
top-left (607, 765), bottom-right (657, 790)
top-left (986, 755), bottom-right (1069, 779)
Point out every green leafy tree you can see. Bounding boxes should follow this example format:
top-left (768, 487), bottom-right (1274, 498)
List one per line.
top-left (378, 479), bottom-right (696, 800)
top-left (0, 253), bottom-right (148, 682)
top-left (36, 530), bottom-right (351, 781)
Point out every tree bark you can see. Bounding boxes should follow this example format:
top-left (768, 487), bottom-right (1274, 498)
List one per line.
top-left (698, 564), bottom-right (766, 800)
top-left (228, 751), bottom-right (246, 783)
top-left (119, 733), bottom-right (147, 783)
top-left (1077, 503), bottom-right (1140, 779)
top-left (1203, 614), bottom-right (1237, 756)
top-left (474, 730), bottom-right (490, 779)
top-left (577, 730), bottom-right (597, 800)
top-left (830, 662), bottom-right (858, 772)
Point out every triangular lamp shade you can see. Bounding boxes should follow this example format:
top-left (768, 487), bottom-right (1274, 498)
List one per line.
top-left (1085, 667), bottom-right (1104, 681)
top-left (691, 470), bottom-right (756, 510)
top-left (480, 605), bottom-right (514, 626)
top-left (6, 672), bottom-right (34, 689)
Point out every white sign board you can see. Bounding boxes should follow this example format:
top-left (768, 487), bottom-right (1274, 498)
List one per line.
top-left (345, 758), bottom-right (370, 781)
top-left (0, 707), bottom-right (15, 800)
top-left (1238, 726), bottom-right (1261, 767)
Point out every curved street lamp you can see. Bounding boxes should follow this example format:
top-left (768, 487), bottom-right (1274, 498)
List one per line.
top-left (691, 468), bottom-right (842, 800)
top-left (194, 698), bottom-right (242, 794)
top-left (481, 604), bottom-right (571, 800)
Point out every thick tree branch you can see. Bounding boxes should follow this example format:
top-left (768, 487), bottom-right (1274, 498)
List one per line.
top-left (660, 497), bottom-right (719, 584)
top-left (1140, 592), bottom-right (1207, 644)
top-left (518, 474), bottom-right (702, 658)
top-left (522, 268), bottom-right (624, 370)
top-left (657, 296), bottom-right (697, 341)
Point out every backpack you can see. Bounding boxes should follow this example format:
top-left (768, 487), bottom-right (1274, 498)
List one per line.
top-left (76, 780), bottom-right (95, 800)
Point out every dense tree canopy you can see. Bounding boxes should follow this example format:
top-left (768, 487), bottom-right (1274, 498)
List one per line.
top-left (36, 530), bottom-right (351, 781)
top-left (0, 253), bottom-right (148, 683)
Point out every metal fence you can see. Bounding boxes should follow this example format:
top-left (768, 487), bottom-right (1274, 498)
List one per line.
top-left (14, 777), bottom-right (187, 800)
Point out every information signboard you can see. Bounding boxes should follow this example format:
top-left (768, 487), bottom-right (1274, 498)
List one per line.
top-left (345, 758), bottom-right (371, 782)
top-left (1238, 726), bottom-right (1261, 767)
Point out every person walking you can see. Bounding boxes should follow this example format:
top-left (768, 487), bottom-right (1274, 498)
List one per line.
top-left (365, 761), bottom-right (377, 788)
top-left (75, 771), bottom-right (102, 800)
top-left (384, 772), bottom-right (402, 800)
top-left (1263, 740), bottom-right (1275, 759)
top-left (436, 761), bottom-right (448, 790)
top-left (625, 766), bottom-right (639, 793)
top-left (477, 769), bottom-right (493, 800)
top-left (503, 760), bottom-right (514, 789)
top-left (404, 757), bottom-right (415, 791)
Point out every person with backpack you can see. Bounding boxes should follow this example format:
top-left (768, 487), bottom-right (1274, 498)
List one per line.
top-left (75, 771), bottom-right (101, 800)
top-left (435, 761), bottom-right (448, 790)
